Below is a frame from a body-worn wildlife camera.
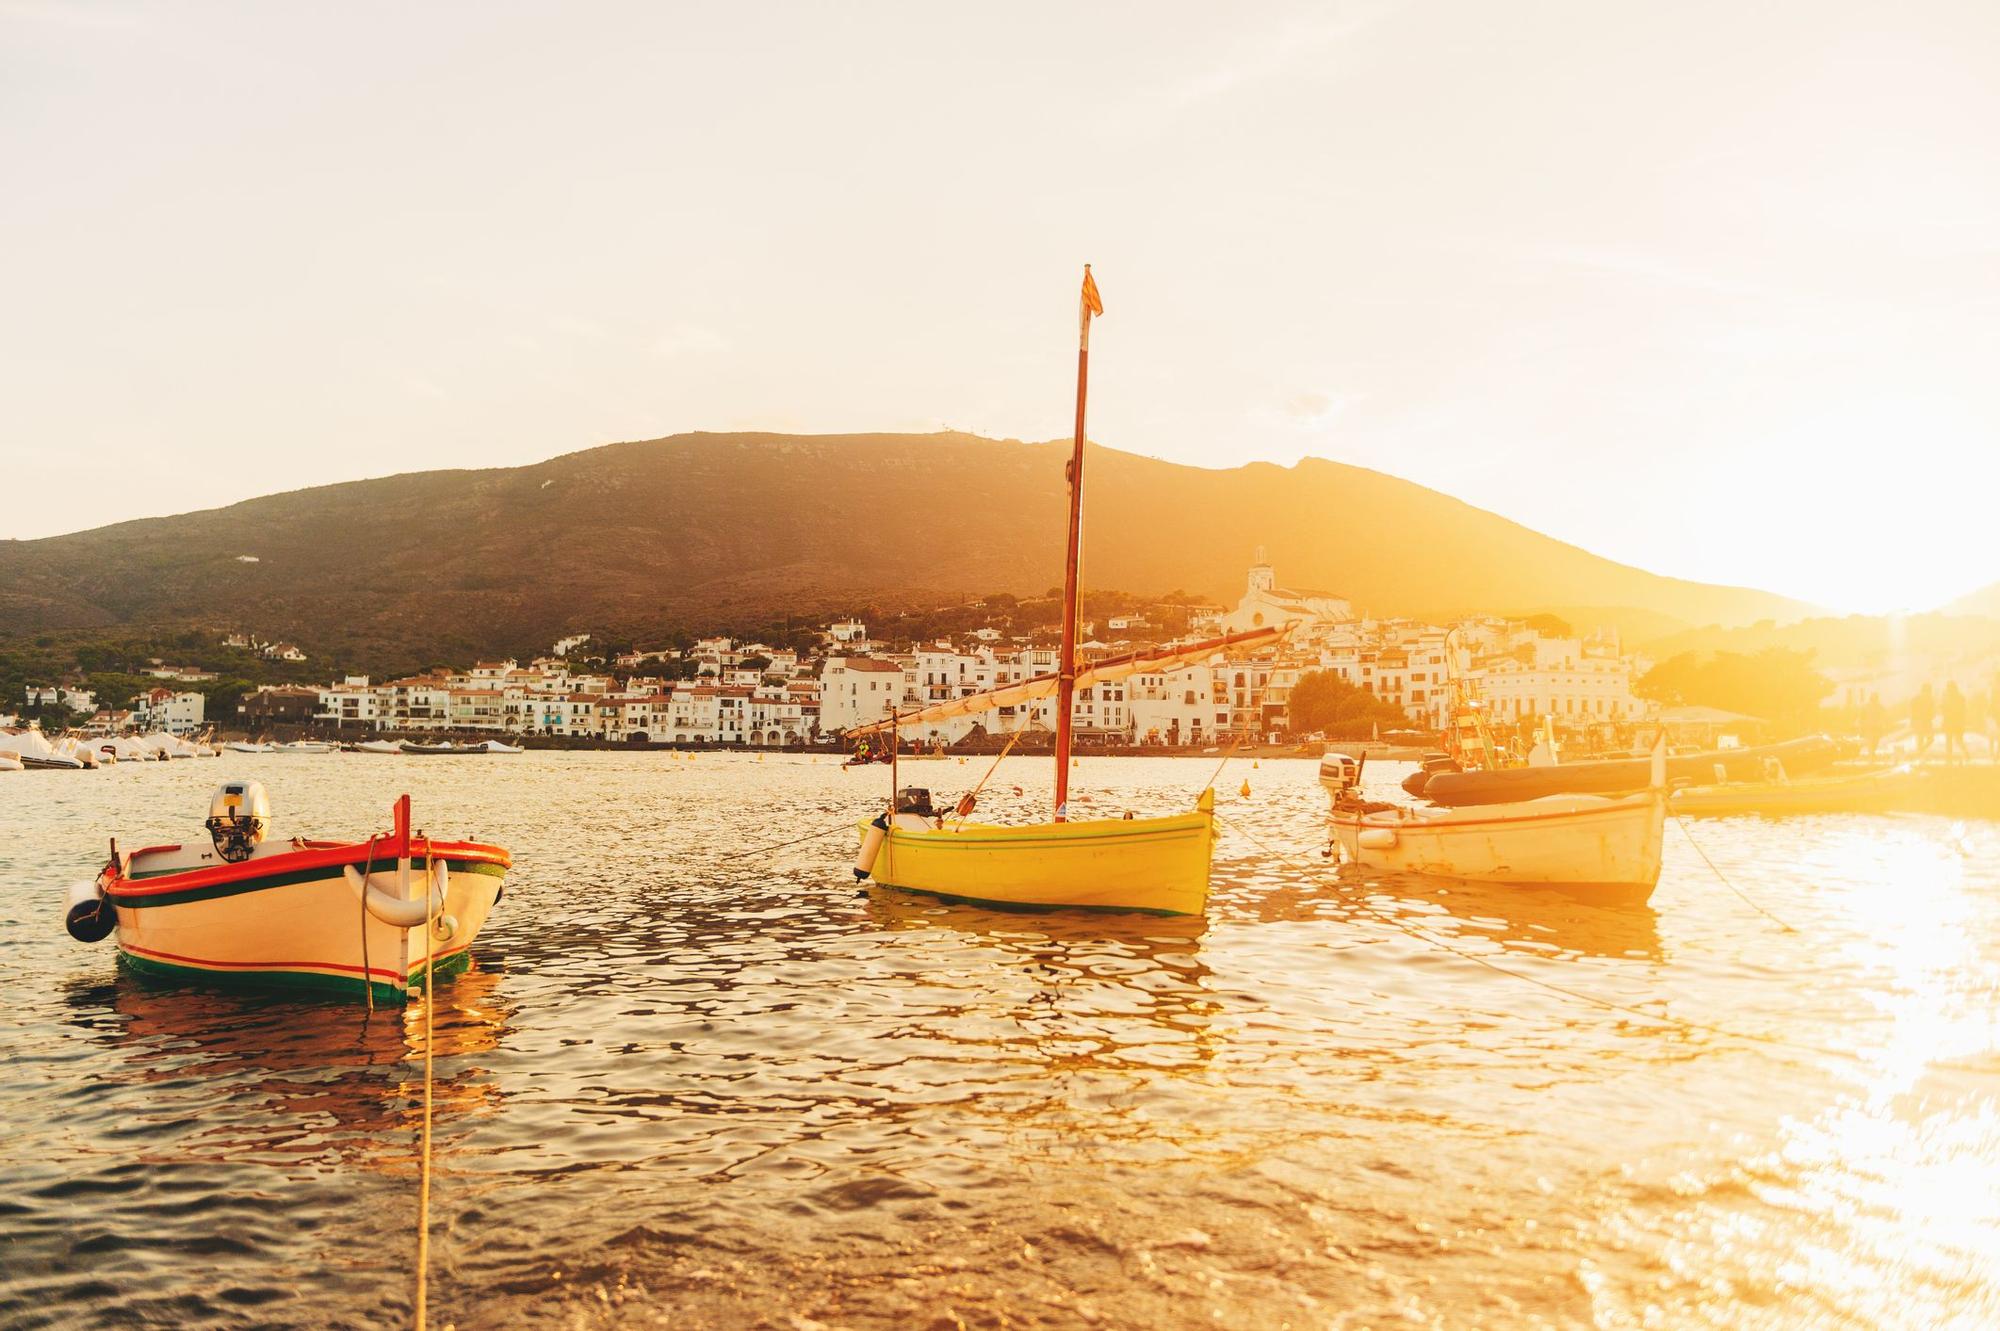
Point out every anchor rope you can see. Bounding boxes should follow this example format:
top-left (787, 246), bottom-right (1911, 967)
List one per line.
top-left (714, 815), bottom-right (866, 862)
top-left (1671, 810), bottom-right (1800, 933)
top-left (415, 836), bottom-right (436, 1330)
top-left (1199, 733), bottom-right (1249, 797)
top-left (1212, 810), bottom-right (1855, 1063)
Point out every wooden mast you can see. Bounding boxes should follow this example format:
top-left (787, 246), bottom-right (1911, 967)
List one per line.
top-left (1054, 265), bottom-right (1101, 821)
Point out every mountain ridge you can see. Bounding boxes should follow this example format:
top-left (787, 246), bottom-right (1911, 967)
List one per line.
top-left (0, 431), bottom-right (1813, 665)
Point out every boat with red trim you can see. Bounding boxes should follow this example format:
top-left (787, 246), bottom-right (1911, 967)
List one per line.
top-left (63, 781), bottom-right (510, 1003)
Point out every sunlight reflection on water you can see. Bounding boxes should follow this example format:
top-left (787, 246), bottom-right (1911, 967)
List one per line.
top-left (1, 753), bottom-right (1995, 1328)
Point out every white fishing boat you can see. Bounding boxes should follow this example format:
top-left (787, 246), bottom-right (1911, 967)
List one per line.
top-left (464, 739), bottom-right (525, 754)
top-left (353, 739), bottom-right (403, 755)
top-left (62, 783), bottom-right (510, 1004)
top-left (848, 267), bottom-right (1289, 916)
top-left (225, 740), bottom-right (270, 754)
top-left (274, 740), bottom-right (334, 754)
top-left (1323, 746), bottom-right (1667, 902)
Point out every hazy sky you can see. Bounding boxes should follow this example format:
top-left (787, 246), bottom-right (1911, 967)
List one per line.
top-left (4, 1), bottom-right (1995, 613)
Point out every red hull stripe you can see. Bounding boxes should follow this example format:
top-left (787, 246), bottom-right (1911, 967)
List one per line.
top-left (119, 941), bottom-right (471, 982)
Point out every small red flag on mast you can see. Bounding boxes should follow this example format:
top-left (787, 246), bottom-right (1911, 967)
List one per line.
top-left (1081, 265), bottom-right (1104, 318)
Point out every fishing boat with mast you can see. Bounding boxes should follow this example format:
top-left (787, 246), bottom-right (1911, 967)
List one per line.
top-left (848, 267), bottom-right (1289, 916)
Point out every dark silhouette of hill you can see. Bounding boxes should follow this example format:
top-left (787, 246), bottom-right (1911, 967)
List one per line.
top-left (0, 432), bottom-right (1810, 663)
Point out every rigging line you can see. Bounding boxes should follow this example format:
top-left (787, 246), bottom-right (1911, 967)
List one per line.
top-left (1672, 810), bottom-right (1800, 934)
top-left (1212, 811), bottom-right (1856, 1063)
top-left (954, 730), bottom-right (1025, 828)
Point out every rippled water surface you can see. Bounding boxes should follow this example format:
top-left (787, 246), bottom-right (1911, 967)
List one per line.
top-left (2, 753), bottom-right (1997, 1329)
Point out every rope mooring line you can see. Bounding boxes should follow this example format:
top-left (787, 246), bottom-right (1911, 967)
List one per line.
top-left (714, 814), bottom-right (868, 863)
top-left (1213, 810), bottom-right (1854, 1063)
top-left (1671, 810), bottom-right (1800, 933)
top-left (414, 837), bottom-right (437, 1330)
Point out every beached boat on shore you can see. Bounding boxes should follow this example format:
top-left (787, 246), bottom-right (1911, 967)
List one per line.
top-left (63, 783), bottom-right (509, 1003)
top-left (3, 729), bottom-right (85, 770)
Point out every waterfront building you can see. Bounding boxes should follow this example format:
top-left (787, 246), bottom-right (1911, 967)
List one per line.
top-left (1470, 637), bottom-right (1641, 725)
top-left (133, 688), bottom-right (205, 735)
top-left (240, 685), bottom-right (321, 726)
top-left (819, 657), bottom-right (911, 733)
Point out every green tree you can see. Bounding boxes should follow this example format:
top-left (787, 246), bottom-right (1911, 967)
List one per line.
top-left (1524, 612), bottom-right (1573, 637)
top-left (1287, 670), bottom-right (1407, 738)
top-left (1636, 647), bottom-right (1832, 735)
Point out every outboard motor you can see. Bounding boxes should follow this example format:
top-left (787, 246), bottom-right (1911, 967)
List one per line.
top-left (1321, 754), bottom-right (1362, 797)
top-left (855, 788), bottom-right (942, 882)
top-left (205, 780), bottom-right (271, 863)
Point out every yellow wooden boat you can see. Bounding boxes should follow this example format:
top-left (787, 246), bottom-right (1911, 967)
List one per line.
top-left (861, 790), bottom-right (1215, 915)
top-left (846, 267), bottom-right (1280, 916)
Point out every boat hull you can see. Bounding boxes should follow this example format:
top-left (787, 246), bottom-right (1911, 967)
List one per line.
top-left (103, 841), bottom-right (508, 1003)
top-left (1332, 793), bottom-right (1664, 901)
top-left (863, 805), bottom-right (1216, 915)
top-left (1669, 769), bottom-right (1903, 817)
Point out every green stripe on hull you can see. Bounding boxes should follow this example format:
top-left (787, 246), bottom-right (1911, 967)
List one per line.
top-left (869, 883), bottom-right (1192, 917)
top-left (116, 859), bottom-right (505, 908)
top-left (116, 947), bottom-right (472, 1005)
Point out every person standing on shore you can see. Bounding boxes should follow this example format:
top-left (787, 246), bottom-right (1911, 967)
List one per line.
top-left (1861, 693), bottom-right (1887, 756)
top-left (1912, 684), bottom-right (1936, 760)
top-left (1941, 682), bottom-right (1968, 765)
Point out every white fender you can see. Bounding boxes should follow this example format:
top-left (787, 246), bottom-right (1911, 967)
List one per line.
top-left (64, 877), bottom-right (114, 942)
top-left (344, 857), bottom-right (448, 928)
top-left (1356, 827), bottom-right (1399, 851)
top-left (854, 820), bottom-right (886, 881)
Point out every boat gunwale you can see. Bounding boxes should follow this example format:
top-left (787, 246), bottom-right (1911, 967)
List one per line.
top-left (1333, 795), bottom-right (1661, 834)
top-left (106, 838), bottom-right (512, 899)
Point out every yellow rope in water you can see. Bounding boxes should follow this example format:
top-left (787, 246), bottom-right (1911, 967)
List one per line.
top-left (414, 836), bottom-right (436, 1330)
top-left (1199, 733), bottom-right (1248, 796)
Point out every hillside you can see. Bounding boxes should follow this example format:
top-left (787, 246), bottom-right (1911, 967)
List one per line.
top-left (0, 432), bottom-right (1811, 666)
top-left (1947, 582), bottom-right (2000, 618)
